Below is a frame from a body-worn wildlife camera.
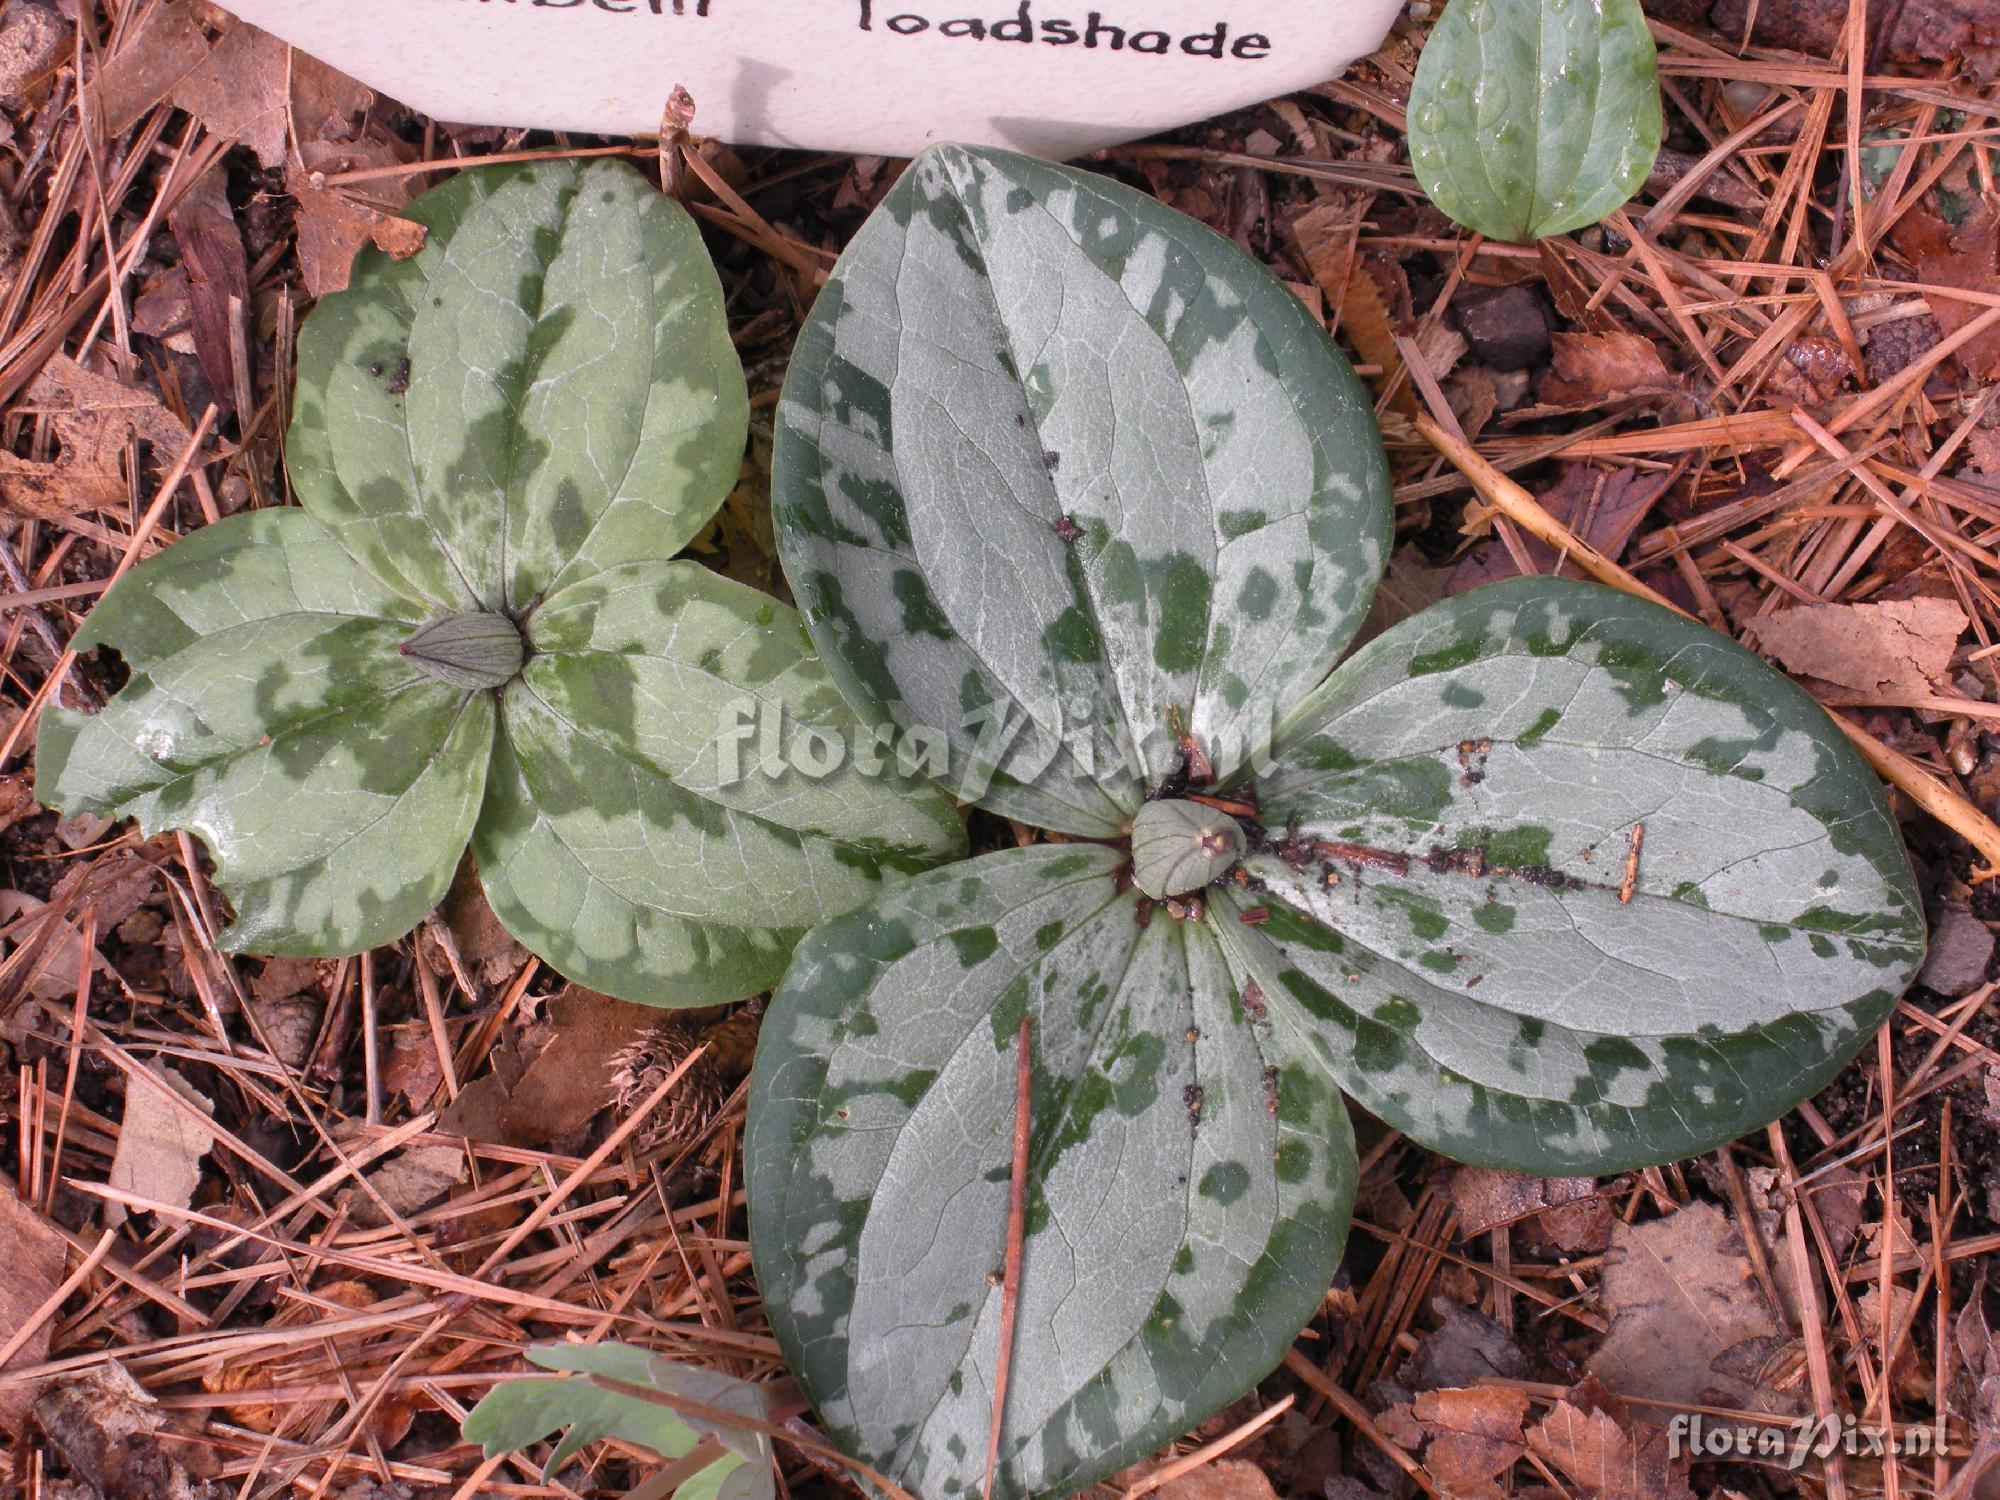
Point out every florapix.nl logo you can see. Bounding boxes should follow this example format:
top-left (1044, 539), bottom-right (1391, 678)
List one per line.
top-left (707, 692), bottom-right (1290, 801)
top-left (1667, 1412), bottom-right (1953, 1473)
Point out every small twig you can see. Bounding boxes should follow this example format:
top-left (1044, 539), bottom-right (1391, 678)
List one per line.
top-left (317, 141), bottom-right (648, 189)
top-left (1281, 1348), bottom-right (1439, 1497)
top-left (1619, 823), bottom-right (1645, 904)
top-left (983, 1015), bottom-right (1032, 1500)
top-left (1122, 1395), bottom-right (1293, 1500)
top-left (359, 949), bottom-right (382, 1126)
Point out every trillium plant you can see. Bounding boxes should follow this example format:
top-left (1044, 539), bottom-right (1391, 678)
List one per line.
top-left (746, 146), bottom-right (1926, 1499)
top-left (1407, 0), bottom-right (1663, 243)
top-left (36, 159), bottom-right (962, 1007)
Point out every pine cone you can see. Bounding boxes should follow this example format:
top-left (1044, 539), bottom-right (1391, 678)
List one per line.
top-left (609, 1022), bottom-right (729, 1159)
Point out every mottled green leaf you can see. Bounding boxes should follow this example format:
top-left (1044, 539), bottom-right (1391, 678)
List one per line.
top-left (748, 844), bottom-right (1356, 1500)
top-left (1407, 0), bottom-right (1662, 243)
top-left (1235, 577), bottom-right (1924, 1172)
top-left (477, 562), bottom-right (965, 1007)
top-left (463, 1341), bottom-right (770, 1497)
top-left (288, 157), bottom-right (748, 614)
top-left (41, 159), bottom-right (954, 994)
top-left (35, 511), bottom-right (490, 956)
top-left (773, 145), bottom-right (1391, 836)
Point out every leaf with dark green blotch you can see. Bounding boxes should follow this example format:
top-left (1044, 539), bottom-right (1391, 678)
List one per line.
top-left (748, 844), bottom-right (1357, 1500)
top-left (39, 158), bottom-right (962, 1005)
top-left (477, 561), bottom-right (964, 1007)
top-left (289, 156), bottom-right (749, 611)
top-left (1408, 0), bottom-right (1663, 243)
top-left (773, 145), bottom-right (1391, 834)
top-left (1241, 577), bottom-right (1924, 1172)
top-left (34, 510), bottom-right (486, 957)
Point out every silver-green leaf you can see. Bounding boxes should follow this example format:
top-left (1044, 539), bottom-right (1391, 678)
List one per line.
top-left (38, 158), bottom-right (961, 1002)
top-left (773, 144), bottom-right (1391, 836)
top-left (477, 562), bottom-right (965, 1007)
top-left (1407, 0), bottom-right (1663, 243)
top-left (288, 156), bottom-right (750, 613)
top-left (748, 844), bottom-right (1357, 1500)
top-left (35, 511), bottom-right (491, 957)
top-left (1238, 577), bottom-right (1925, 1172)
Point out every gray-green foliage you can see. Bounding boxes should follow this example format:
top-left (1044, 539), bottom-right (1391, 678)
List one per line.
top-left (749, 145), bottom-right (1922, 1500)
top-left (462, 1343), bottom-right (773, 1500)
top-left (36, 158), bottom-right (962, 1007)
top-left (1407, 0), bottom-right (1663, 242)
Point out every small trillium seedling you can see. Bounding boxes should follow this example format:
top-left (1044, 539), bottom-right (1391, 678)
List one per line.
top-left (35, 158), bottom-right (963, 1008)
top-left (745, 145), bottom-right (1925, 1500)
top-left (462, 1342), bottom-right (774, 1498)
top-left (1407, 0), bottom-right (1663, 243)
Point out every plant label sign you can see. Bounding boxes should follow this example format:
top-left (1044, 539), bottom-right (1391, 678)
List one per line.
top-left (212, 0), bottom-right (1402, 159)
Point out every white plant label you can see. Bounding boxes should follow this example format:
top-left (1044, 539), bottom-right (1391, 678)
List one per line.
top-left (213, 0), bottom-right (1403, 159)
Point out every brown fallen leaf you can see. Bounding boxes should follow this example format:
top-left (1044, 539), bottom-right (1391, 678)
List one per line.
top-left (1453, 464), bottom-right (1674, 594)
top-left (1338, 262), bottom-right (1418, 420)
top-left (1399, 1296), bottom-right (1533, 1393)
top-left (382, 1024), bottom-right (446, 1109)
top-left (0, 773), bottom-right (36, 836)
top-left (1528, 1389), bottom-right (1694, 1500)
top-left (1149, 1458), bottom-right (1281, 1500)
top-left (1535, 330), bottom-right (1681, 410)
top-left (289, 167), bottom-right (427, 298)
top-left (1750, 596), bottom-right (1967, 697)
top-left (88, 0), bottom-right (215, 140)
top-left (1858, 1284), bottom-right (1932, 1403)
top-left (1411, 1387), bottom-right (1531, 1500)
top-left (166, 168), bottom-right (249, 419)
top-left (1586, 1203), bottom-right (1787, 1413)
top-left (106, 1063), bottom-right (217, 1225)
top-left (171, 19), bottom-right (377, 164)
top-left (1950, 1269), bottom-right (2000, 1482)
top-left (0, 355), bottom-right (194, 518)
top-left (1289, 199), bottom-right (1362, 315)
top-left (131, 266), bottom-right (196, 351)
top-left (1361, 545), bottom-right (1456, 643)
top-left (1896, 207), bottom-right (2000, 383)
top-left (1970, 427), bottom-right (2000, 483)
top-left (0, 1184), bottom-right (66, 1432)
top-left (344, 1142), bottom-right (467, 1227)
top-left (1444, 1167), bottom-right (1615, 1253)
top-left (169, 20), bottom-right (288, 165)
top-left (1447, 1167), bottom-right (1597, 1235)
top-left (496, 985), bottom-right (663, 1146)
top-left (436, 855), bottom-right (528, 992)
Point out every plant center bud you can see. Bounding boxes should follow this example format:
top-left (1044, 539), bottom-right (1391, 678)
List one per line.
top-left (1129, 797), bottom-right (1245, 901)
top-left (399, 610), bottom-right (526, 691)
